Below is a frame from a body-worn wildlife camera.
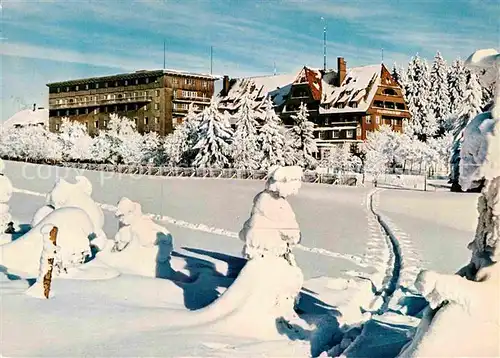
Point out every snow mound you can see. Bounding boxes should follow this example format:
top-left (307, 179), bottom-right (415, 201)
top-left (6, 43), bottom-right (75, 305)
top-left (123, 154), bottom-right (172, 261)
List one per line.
top-left (0, 207), bottom-right (93, 277)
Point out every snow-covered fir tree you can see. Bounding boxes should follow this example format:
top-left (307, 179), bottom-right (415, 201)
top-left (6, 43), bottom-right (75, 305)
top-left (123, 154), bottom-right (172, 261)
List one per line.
top-left (106, 114), bottom-right (143, 164)
top-left (142, 131), bottom-right (162, 165)
top-left (449, 70), bottom-right (483, 188)
top-left (289, 103), bottom-right (317, 169)
top-left (258, 97), bottom-right (286, 170)
top-left (231, 93), bottom-right (262, 170)
top-left (447, 59), bottom-right (468, 117)
top-left (192, 98), bottom-right (233, 169)
top-left (405, 54), bottom-right (435, 141)
top-left (429, 51), bottom-right (451, 134)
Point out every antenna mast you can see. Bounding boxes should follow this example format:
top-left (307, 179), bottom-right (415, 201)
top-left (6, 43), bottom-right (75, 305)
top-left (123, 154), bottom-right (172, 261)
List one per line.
top-left (210, 46), bottom-right (213, 75)
top-left (381, 47), bottom-right (384, 64)
top-left (321, 17), bottom-right (327, 71)
top-left (273, 61), bottom-right (277, 76)
top-left (163, 40), bottom-right (166, 69)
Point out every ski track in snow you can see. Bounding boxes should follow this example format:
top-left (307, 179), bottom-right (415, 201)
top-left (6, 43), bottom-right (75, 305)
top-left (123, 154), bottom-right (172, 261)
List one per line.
top-left (12, 186), bottom-right (368, 267)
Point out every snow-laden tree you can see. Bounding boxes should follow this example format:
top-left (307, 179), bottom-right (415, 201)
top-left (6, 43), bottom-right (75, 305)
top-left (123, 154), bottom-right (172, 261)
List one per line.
top-left (231, 93), bottom-right (261, 170)
top-left (142, 131), bottom-right (162, 165)
top-left (405, 54), bottom-right (436, 141)
top-left (289, 103), bottom-right (317, 169)
top-left (449, 71), bottom-right (483, 189)
top-left (258, 97), bottom-right (286, 170)
top-left (90, 132), bottom-right (112, 163)
top-left (103, 114), bottom-right (143, 164)
top-left (448, 59), bottom-right (468, 116)
top-left (320, 144), bottom-right (360, 174)
top-left (429, 51), bottom-right (451, 134)
top-left (192, 98), bottom-right (233, 169)
top-left (361, 125), bottom-right (400, 175)
top-left (58, 118), bottom-right (93, 161)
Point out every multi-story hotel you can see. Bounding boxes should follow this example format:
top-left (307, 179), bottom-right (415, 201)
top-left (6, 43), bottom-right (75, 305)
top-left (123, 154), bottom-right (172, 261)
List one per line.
top-left (219, 57), bottom-right (410, 158)
top-left (47, 69), bottom-right (218, 136)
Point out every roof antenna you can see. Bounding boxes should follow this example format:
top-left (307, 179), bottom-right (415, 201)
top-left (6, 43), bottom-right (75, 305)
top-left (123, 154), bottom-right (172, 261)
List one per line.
top-left (210, 46), bottom-right (213, 75)
top-left (321, 17), bottom-right (327, 71)
top-left (381, 47), bottom-right (384, 64)
top-left (273, 61), bottom-right (277, 76)
top-left (163, 40), bottom-right (166, 69)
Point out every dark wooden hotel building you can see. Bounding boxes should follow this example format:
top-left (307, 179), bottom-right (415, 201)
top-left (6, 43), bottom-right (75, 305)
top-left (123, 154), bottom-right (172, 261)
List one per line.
top-left (47, 69), bottom-right (218, 136)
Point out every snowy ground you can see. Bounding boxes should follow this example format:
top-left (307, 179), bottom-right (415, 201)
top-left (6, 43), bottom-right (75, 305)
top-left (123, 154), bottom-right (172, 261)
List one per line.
top-left (1, 161), bottom-right (479, 357)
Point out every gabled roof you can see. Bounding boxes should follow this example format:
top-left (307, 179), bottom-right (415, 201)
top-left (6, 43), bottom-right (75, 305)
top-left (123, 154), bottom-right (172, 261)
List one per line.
top-left (218, 72), bottom-right (297, 111)
top-left (320, 64), bottom-right (381, 114)
top-left (3, 108), bottom-right (49, 128)
top-left (219, 63), bottom-right (389, 115)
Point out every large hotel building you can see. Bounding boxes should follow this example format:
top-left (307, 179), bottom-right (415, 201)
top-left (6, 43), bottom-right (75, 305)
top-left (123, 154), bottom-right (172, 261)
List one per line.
top-left (47, 69), bottom-right (218, 136)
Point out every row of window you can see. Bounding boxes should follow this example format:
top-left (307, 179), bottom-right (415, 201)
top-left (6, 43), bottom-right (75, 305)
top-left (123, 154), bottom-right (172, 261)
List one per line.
top-left (54, 117), bottom-right (160, 131)
top-left (177, 90), bottom-right (207, 99)
top-left (314, 129), bottom-right (357, 140)
top-left (53, 77), bottom-right (209, 93)
top-left (373, 100), bottom-right (406, 110)
top-left (54, 102), bottom-right (163, 116)
top-left (365, 115), bottom-right (404, 125)
top-left (53, 90), bottom-right (161, 105)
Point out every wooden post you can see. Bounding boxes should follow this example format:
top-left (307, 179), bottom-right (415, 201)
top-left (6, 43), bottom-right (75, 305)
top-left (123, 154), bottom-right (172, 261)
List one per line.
top-left (43, 226), bottom-right (58, 299)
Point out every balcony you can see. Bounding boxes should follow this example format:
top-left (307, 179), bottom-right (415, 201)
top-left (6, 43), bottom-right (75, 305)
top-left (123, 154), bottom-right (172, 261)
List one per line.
top-left (173, 93), bottom-right (210, 105)
top-left (50, 95), bottom-right (153, 109)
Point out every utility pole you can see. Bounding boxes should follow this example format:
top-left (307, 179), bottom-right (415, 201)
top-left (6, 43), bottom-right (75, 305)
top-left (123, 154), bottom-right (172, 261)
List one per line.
top-left (321, 17), bottom-right (327, 71)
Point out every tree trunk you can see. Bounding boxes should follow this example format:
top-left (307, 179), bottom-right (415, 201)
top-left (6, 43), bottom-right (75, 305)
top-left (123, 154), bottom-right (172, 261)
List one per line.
top-left (43, 227), bottom-right (58, 299)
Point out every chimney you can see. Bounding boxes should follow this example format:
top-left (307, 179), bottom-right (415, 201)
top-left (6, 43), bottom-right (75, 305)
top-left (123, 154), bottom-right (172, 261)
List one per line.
top-left (222, 75), bottom-right (230, 96)
top-left (33, 103), bottom-right (36, 111)
top-left (337, 57), bottom-right (346, 86)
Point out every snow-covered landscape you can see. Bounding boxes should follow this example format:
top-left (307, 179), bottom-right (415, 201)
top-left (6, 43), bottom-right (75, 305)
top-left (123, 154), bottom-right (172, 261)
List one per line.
top-left (2, 0), bottom-right (500, 355)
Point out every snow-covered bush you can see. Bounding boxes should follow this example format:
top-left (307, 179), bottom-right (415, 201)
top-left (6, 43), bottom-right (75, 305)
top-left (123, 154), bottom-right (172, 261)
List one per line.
top-left (239, 166), bottom-right (302, 264)
top-left (58, 118), bottom-right (93, 161)
top-left (0, 159), bottom-right (14, 234)
top-left (320, 143), bottom-right (361, 174)
top-left (46, 176), bottom-right (108, 250)
top-left (112, 197), bottom-right (173, 264)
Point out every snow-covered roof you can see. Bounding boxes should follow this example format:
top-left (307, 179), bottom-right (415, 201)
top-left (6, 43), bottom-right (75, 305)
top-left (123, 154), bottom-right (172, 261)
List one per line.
top-left (320, 65), bottom-right (381, 114)
top-left (219, 63), bottom-right (384, 115)
top-left (3, 108), bottom-right (49, 128)
top-left (219, 73), bottom-right (297, 111)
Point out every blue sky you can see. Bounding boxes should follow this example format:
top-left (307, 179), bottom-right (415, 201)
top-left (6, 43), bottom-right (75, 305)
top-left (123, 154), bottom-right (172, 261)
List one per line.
top-left (1, 0), bottom-right (499, 120)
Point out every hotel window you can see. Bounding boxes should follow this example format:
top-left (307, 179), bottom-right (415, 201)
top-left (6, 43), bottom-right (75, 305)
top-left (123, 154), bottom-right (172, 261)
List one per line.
top-left (105, 82), bottom-right (108, 88)
top-left (154, 117), bottom-right (159, 124)
top-left (133, 92), bottom-right (137, 98)
top-left (202, 81), bottom-right (208, 88)
top-left (75, 85), bottom-right (79, 91)
top-left (85, 84), bottom-right (89, 90)
top-left (95, 83), bottom-right (99, 89)
top-left (56, 110), bottom-right (60, 116)
top-left (104, 106), bottom-right (108, 113)
top-left (333, 130), bottom-right (340, 139)
top-left (134, 104), bottom-right (139, 110)
top-left (346, 130), bottom-right (354, 138)
top-left (124, 104), bottom-right (128, 111)
top-left (55, 123), bottom-right (60, 131)
top-left (143, 91), bottom-right (147, 97)
top-left (135, 79), bottom-right (139, 85)
top-left (154, 103), bottom-right (159, 110)
top-left (57, 87), bottom-right (61, 93)
top-left (65, 110), bottom-right (69, 116)
top-left (145, 78), bottom-right (149, 84)
top-left (375, 115), bottom-right (380, 124)
top-left (155, 90), bottom-right (160, 96)
top-left (95, 120), bottom-right (99, 129)
top-left (144, 117), bottom-right (149, 125)
top-left (93, 108), bottom-right (98, 114)
top-left (114, 105), bottom-right (118, 112)
top-left (172, 78), bottom-right (178, 86)
top-left (66, 87), bottom-right (69, 92)
top-left (374, 100), bottom-right (384, 108)
top-left (124, 80), bottom-right (128, 86)
top-left (356, 127), bottom-right (362, 137)
top-left (115, 81), bottom-right (118, 87)
top-left (396, 102), bottom-right (405, 110)
top-left (365, 115), bottom-right (372, 124)
top-left (103, 120), bottom-right (107, 128)
top-left (85, 108), bottom-right (89, 114)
